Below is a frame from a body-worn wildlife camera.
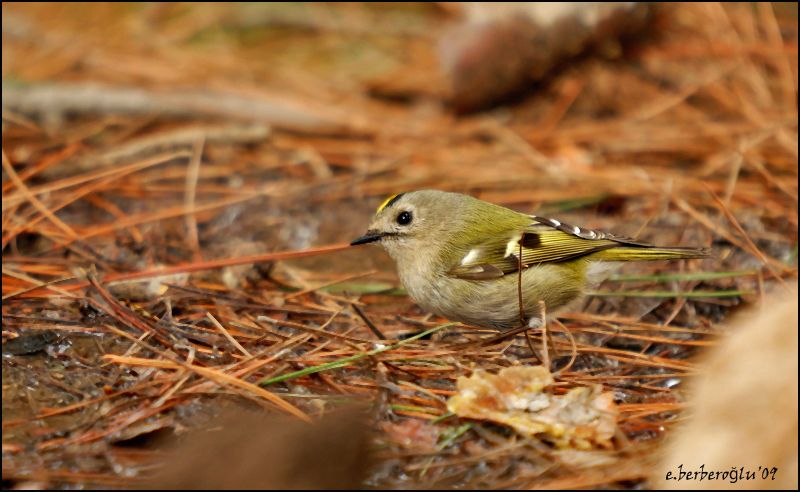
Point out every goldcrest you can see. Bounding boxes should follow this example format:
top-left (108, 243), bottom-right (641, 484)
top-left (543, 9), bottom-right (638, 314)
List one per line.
top-left (351, 190), bottom-right (710, 330)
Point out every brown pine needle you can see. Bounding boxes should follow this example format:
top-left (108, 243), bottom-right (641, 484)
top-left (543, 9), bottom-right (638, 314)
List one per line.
top-left (206, 312), bottom-right (252, 357)
top-left (103, 353), bottom-right (309, 422)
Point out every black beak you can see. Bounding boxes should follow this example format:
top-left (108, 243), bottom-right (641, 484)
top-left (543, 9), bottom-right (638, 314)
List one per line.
top-left (350, 231), bottom-right (384, 246)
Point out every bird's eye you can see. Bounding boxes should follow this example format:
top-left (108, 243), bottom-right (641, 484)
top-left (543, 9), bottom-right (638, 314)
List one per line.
top-left (396, 211), bottom-right (412, 225)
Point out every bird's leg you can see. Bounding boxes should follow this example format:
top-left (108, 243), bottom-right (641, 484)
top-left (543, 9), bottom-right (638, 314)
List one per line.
top-left (537, 300), bottom-right (550, 371)
top-left (517, 241), bottom-right (543, 364)
top-left (517, 242), bottom-right (526, 327)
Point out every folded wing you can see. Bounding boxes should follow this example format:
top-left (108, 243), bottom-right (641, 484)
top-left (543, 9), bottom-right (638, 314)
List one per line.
top-left (447, 215), bottom-right (649, 280)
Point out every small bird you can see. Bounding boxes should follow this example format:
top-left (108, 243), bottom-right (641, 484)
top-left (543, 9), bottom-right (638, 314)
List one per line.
top-left (351, 190), bottom-right (710, 330)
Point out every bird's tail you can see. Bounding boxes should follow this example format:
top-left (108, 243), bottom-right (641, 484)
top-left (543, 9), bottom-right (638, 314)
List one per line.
top-left (592, 246), bottom-right (712, 262)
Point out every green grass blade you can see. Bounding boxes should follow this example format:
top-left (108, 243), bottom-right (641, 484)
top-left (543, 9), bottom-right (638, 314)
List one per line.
top-left (390, 404), bottom-right (442, 415)
top-left (259, 322), bottom-right (458, 386)
top-left (588, 290), bottom-right (752, 299)
top-left (437, 423), bottom-right (472, 451)
top-left (538, 194), bottom-right (611, 213)
top-left (608, 270), bottom-right (757, 283)
top-left (322, 282), bottom-right (407, 295)
top-left (431, 411), bottom-right (455, 424)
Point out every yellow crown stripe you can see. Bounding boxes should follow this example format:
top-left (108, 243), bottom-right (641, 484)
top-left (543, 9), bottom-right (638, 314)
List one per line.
top-left (376, 193), bottom-right (400, 214)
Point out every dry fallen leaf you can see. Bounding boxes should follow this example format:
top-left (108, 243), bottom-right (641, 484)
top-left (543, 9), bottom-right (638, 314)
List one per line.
top-left (447, 365), bottom-right (618, 449)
